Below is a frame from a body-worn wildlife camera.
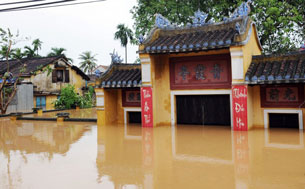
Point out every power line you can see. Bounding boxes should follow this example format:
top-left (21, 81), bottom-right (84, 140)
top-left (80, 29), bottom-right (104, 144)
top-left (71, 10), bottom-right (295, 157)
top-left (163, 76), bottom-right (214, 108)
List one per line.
top-left (0, 0), bottom-right (76, 12)
top-left (0, 0), bottom-right (45, 6)
top-left (0, 0), bottom-right (106, 12)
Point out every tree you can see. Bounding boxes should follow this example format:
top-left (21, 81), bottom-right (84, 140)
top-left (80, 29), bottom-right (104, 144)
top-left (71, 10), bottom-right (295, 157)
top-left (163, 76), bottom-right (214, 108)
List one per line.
top-left (47, 47), bottom-right (73, 62)
top-left (32, 38), bottom-right (42, 56)
top-left (131, 0), bottom-right (305, 54)
top-left (0, 28), bottom-right (23, 114)
top-left (114, 24), bottom-right (135, 63)
top-left (79, 51), bottom-right (97, 75)
top-left (24, 45), bottom-right (36, 58)
top-left (53, 84), bottom-right (93, 109)
top-left (11, 48), bottom-right (25, 60)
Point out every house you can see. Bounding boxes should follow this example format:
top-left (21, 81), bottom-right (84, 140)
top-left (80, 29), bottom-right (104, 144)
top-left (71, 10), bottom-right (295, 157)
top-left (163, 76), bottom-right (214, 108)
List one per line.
top-left (0, 55), bottom-right (90, 112)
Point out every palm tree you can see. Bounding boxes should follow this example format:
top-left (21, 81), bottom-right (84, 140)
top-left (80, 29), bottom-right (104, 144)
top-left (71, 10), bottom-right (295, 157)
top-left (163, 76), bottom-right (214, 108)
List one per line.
top-left (78, 51), bottom-right (97, 75)
top-left (47, 47), bottom-right (73, 62)
top-left (114, 24), bottom-right (134, 63)
top-left (32, 38), bottom-right (43, 56)
top-left (47, 47), bottom-right (66, 57)
top-left (11, 48), bottom-right (25, 59)
top-left (24, 45), bottom-right (35, 58)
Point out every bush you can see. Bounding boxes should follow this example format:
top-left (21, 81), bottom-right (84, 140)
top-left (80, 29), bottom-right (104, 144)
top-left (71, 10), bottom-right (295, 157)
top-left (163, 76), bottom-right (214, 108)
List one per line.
top-left (53, 84), bottom-right (93, 109)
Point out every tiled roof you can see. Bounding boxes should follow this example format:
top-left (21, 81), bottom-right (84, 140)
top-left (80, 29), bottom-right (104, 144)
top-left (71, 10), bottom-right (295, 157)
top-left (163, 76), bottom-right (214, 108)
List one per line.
top-left (0, 55), bottom-right (89, 80)
top-left (0, 56), bottom-right (60, 76)
top-left (99, 63), bottom-right (141, 88)
top-left (245, 51), bottom-right (305, 84)
top-left (139, 16), bottom-right (256, 54)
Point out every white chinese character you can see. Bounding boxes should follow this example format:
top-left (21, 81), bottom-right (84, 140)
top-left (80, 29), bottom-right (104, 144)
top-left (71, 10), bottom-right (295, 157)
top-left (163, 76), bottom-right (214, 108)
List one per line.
top-left (144, 114), bottom-right (151, 124)
top-left (235, 102), bottom-right (245, 113)
top-left (143, 89), bottom-right (151, 98)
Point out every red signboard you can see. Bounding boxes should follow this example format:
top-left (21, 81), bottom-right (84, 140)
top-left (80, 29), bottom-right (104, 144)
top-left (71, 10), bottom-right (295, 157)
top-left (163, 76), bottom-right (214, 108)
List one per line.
top-left (260, 84), bottom-right (304, 108)
top-left (141, 87), bottom-right (153, 127)
top-left (232, 85), bottom-right (248, 131)
top-left (170, 55), bottom-right (231, 89)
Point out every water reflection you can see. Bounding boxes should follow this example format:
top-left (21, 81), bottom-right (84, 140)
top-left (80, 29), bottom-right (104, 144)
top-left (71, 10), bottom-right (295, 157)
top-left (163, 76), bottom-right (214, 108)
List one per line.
top-left (1, 119), bottom-right (305, 188)
top-left (0, 120), bottom-right (91, 158)
top-left (96, 125), bottom-right (305, 189)
top-left (0, 119), bottom-right (94, 189)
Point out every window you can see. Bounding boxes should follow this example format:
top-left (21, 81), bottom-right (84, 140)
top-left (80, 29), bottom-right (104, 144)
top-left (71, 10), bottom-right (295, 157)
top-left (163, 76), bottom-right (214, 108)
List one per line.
top-left (36, 96), bottom-right (46, 109)
top-left (57, 70), bottom-right (63, 82)
top-left (52, 69), bottom-right (70, 83)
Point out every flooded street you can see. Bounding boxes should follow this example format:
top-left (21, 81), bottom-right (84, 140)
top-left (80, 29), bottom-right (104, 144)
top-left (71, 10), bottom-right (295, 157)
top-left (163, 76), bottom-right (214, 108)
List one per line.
top-left (1, 119), bottom-right (305, 188)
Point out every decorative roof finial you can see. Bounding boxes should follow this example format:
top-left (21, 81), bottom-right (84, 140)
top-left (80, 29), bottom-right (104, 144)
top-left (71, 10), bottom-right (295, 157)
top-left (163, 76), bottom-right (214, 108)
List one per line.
top-left (192, 10), bottom-right (208, 27)
top-left (155, 14), bottom-right (172, 29)
top-left (138, 34), bottom-right (145, 44)
top-left (231, 0), bottom-right (252, 19)
top-left (95, 69), bottom-right (101, 77)
top-left (110, 49), bottom-right (123, 64)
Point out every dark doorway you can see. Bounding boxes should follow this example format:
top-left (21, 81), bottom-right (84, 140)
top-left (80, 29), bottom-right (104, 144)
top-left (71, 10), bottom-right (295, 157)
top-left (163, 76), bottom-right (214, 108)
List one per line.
top-left (269, 113), bottom-right (299, 129)
top-left (128, 112), bottom-right (142, 124)
top-left (176, 95), bottom-right (231, 126)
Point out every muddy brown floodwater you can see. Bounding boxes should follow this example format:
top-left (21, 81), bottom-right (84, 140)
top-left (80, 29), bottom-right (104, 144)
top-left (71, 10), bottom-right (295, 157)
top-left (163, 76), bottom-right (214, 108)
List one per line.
top-left (0, 118), bottom-right (305, 188)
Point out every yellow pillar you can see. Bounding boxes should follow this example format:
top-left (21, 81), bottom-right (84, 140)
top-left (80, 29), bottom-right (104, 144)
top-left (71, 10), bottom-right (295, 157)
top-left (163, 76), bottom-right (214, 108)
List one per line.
top-left (37, 109), bottom-right (43, 116)
top-left (95, 88), bottom-right (106, 126)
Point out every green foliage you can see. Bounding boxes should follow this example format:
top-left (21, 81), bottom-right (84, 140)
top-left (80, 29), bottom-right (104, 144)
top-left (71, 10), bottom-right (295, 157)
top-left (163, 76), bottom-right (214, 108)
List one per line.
top-left (47, 47), bottom-right (73, 62)
top-left (53, 84), bottom-right (93, 109)
top-left (131, 0), bottom-right (305, 54)
top-left (78, 51), bottom-right (97, 75)
top-left (114, 24), bottom-right (135, 63)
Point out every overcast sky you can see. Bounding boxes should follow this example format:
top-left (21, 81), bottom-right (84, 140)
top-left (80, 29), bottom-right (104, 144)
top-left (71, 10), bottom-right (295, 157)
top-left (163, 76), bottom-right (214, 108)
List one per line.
top-left (0, 0), bottom-right (138, 66)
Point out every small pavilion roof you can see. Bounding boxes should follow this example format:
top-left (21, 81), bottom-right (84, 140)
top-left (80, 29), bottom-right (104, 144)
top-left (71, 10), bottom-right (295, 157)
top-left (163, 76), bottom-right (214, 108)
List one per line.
top-left (99, 63), bottom-right (141, 88)
top-left (245, 51), bottom-right (305, 84)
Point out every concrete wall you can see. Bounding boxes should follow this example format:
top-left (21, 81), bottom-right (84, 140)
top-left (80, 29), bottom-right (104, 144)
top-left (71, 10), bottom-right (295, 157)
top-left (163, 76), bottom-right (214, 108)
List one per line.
top-left (6, 83), bottom-right (34, 113)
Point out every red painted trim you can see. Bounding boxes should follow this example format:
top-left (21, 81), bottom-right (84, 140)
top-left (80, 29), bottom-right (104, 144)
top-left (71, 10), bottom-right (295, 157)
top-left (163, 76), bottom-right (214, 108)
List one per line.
top-left (122, 89), bottom-right (141, 107)
top-left (260, 84), bottom-right (304, 108)
top-left (170, 54), bottom-right (232, 89)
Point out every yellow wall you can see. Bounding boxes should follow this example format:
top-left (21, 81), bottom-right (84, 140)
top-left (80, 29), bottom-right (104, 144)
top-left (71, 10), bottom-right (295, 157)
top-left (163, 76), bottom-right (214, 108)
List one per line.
top-left (46, 95), bottom-right (57, 110)
top-left (103, 89), bottom-right (125, 125)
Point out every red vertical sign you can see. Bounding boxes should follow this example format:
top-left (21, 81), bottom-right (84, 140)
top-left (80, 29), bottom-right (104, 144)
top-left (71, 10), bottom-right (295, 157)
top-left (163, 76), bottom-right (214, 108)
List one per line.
top-left (141, 87), bottom-right (153, 127)
top-left (232, 85), bottom-right (248, 131)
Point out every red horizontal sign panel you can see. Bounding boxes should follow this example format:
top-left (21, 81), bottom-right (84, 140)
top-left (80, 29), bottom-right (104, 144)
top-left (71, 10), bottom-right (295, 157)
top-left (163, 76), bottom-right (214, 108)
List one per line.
top-left (260, 84), bottom-right (304, 108)
top-left (170, 55), bottom-right (231, 89)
